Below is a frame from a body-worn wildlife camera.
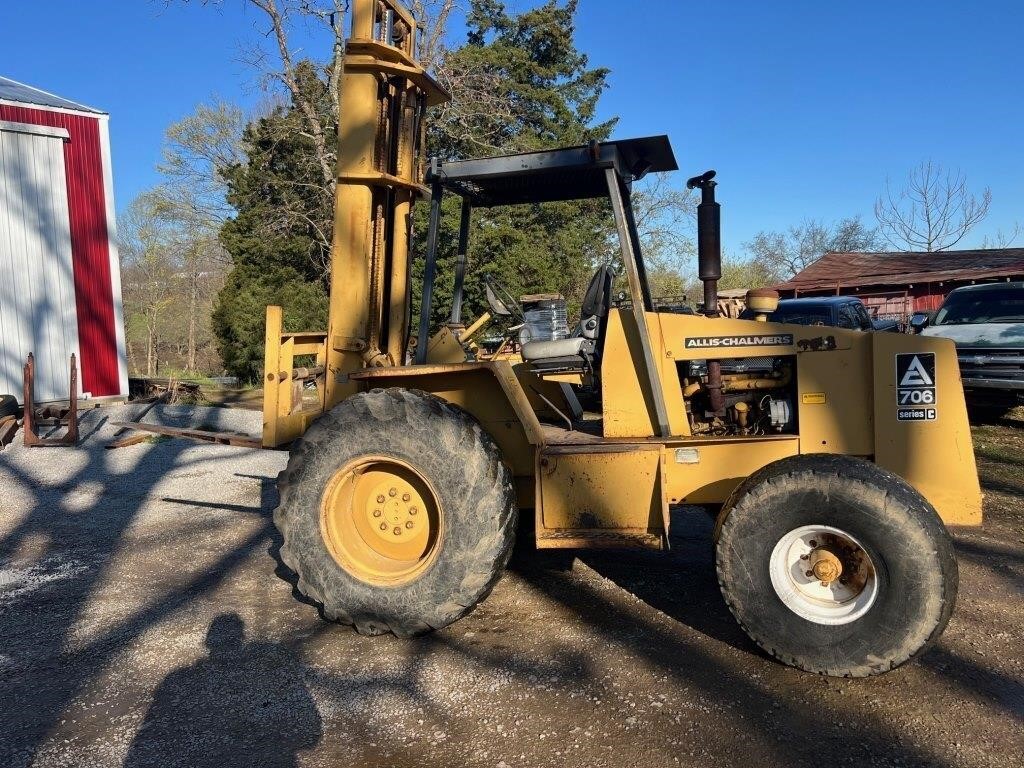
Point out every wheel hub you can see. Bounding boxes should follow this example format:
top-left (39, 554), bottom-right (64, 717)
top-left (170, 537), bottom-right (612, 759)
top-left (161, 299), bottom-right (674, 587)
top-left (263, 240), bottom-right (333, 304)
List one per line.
top-left (808, 546), bottom-right (843, 585)
top-left (366, 480), bottom-right (425, 543)
top-left (769, 525), bottom-right (878, 626)
top-left (320, 455), bottom-right (442, 585)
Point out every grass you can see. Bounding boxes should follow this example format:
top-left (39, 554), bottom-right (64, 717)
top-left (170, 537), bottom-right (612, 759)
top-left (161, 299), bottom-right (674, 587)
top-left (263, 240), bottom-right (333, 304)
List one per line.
top-left (970, 409), bottom-right (1024, 518)
top-left (971, 407), bottom-right (1024, 464)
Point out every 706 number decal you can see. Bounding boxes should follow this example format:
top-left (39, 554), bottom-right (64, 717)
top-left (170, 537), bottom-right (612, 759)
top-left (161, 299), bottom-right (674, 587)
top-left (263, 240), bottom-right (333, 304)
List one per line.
top-left (898, 388), bottom-right (935, 405)
top-left (895, 352), bottom-right (937, 421)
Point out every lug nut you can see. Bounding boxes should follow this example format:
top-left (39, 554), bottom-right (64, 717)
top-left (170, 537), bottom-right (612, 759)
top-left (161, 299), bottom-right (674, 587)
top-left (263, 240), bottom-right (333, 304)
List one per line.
top-left (809, 539), bottom-right (818, 547)
top-left (405, 521), bottom-right (414, 529)
top-left (393, 526), bottom-right (402, 536)
top-left (805, 570), bottom-right (814, 578)
top-left (373, 509), bottom-right (382, 517)
top-left (800, 554), bottom-right (809, 561)
top-left (379, 522), bottom-right (387, 531)
top-left (402, 493), bottom-right (411, 502)
top-left (377, 494), bottom-right (386, 504)
top-left (409, 506), bottom-right (418, 515)
top-left (389, 487), bottom-right (397, 497)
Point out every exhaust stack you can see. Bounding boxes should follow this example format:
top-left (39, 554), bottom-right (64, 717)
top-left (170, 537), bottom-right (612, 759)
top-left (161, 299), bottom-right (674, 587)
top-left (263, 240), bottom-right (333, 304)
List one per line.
top-left (687, 170), bottom-right (725, 414)
top-left (687, 170), bottom-right (721, 317)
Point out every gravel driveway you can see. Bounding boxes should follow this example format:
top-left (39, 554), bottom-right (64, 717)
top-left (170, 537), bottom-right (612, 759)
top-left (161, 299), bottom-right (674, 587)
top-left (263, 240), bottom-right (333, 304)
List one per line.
top-left (1, 404), bottom-right (1021, 767)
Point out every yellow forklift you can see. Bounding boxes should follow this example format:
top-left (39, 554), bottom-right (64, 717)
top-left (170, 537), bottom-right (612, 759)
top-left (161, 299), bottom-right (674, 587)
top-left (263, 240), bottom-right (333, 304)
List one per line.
top-left (261, 0), bottom-right (981, 676)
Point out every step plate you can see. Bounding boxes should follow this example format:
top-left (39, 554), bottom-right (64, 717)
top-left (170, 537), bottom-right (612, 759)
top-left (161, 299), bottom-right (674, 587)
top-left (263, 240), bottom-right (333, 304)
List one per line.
top-left (536, 529), bottom-right (664, 550)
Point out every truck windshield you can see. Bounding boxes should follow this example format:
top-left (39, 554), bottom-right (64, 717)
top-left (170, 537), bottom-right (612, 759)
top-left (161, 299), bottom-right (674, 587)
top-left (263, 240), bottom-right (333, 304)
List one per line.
top-left (934, 287), bottom-right (1024, 325)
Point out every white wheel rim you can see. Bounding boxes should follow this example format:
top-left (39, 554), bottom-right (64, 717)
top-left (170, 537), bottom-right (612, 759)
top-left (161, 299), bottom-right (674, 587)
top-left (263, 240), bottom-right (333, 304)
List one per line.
top-left (768, 525), bottom-right (878, 626)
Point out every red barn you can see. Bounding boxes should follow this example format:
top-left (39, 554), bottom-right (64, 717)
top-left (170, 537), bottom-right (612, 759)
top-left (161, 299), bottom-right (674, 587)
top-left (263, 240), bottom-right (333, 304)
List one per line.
top-left (0, 76), bottom-right (127, 403)
top-left (775, 249), bottom-right (1024, 326)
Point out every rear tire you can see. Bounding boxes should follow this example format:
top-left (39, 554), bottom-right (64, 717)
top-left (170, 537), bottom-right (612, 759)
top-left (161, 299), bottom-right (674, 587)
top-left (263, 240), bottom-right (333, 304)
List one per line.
top-left (276, 388), bottom-right (517, 637)
top-left (715, 454), bottom-right (957, 677)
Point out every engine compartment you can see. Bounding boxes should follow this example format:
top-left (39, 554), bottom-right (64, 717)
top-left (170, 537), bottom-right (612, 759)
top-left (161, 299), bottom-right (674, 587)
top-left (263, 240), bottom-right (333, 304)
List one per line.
top-left (680, 355), bottom-right (797, 436)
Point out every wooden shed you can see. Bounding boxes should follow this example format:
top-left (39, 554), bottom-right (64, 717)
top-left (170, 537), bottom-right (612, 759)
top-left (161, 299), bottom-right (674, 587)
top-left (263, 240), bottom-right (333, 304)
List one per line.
top-left (775, 249), bottom-right (1024, 325)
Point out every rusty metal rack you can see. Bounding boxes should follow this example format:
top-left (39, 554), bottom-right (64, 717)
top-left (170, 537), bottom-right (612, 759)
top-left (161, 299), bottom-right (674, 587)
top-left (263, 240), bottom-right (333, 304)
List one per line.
top-left (23, 352), bottom-right (79, 447)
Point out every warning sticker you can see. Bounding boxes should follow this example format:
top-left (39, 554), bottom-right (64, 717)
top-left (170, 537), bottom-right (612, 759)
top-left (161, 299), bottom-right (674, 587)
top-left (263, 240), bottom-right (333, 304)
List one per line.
top-left (895, 352), bottom-right (937, 421)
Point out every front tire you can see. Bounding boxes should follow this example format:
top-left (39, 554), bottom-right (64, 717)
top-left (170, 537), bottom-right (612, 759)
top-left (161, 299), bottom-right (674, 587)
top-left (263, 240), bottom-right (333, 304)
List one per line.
top-left (715, 454), bottom-right (958, 677)
top-left (276, 388), bottom-right (517, 637)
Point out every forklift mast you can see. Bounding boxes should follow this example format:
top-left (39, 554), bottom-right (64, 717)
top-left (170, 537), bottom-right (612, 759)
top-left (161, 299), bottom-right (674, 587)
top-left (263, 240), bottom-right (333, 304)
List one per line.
top-left (262, 0), bottom-right (447, 446)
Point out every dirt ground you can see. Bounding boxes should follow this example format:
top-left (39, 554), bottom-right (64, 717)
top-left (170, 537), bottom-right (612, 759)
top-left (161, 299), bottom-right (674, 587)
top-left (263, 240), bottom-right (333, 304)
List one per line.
top-left (1, 404), bottom-right (1021, 768)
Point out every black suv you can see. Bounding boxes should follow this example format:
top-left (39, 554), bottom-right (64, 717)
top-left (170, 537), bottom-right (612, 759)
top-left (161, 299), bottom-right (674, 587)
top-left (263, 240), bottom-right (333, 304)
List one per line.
top-left (741, 296), bottom-right (900, 332)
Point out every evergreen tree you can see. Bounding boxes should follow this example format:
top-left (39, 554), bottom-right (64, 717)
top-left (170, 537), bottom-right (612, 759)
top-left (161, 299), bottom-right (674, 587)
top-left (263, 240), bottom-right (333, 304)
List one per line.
top-left (212, 62), bottom-right (334, 381)
top-left (413, 0), bottom-right (618, 330)
top-left (211, 3), bottom-right (621, 378)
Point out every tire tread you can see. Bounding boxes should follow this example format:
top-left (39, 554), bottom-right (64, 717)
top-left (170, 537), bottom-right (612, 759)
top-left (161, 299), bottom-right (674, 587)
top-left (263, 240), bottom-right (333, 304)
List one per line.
top-left (275, 388), bottom-right (517, 637)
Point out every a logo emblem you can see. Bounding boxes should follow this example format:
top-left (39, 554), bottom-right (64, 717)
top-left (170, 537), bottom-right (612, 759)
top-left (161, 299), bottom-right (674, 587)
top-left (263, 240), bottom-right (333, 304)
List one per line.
top-left (895, 352), bottom-right (937, 421)
top-left (899, 356), bottom-right (934, 387)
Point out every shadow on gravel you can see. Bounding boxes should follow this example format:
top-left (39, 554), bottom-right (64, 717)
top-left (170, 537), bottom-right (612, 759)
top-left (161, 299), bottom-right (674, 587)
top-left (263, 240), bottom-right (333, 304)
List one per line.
top-left (124, 613), bottom-right (322, 768)
top-left (980, 475), bottom-right (1024, 497)
top-left (510, 508), bottom-right (959, 768)
top-left (0, 411), bottom-right (275, 768)
top-left (954, 538), bottom-right (1024, 586)
top-left (572, 507), bottom-right (757, 655)
top-left (920, 647), bottom-right (1024, 716)
top-left (956, 537), bottom-right (1024, 564)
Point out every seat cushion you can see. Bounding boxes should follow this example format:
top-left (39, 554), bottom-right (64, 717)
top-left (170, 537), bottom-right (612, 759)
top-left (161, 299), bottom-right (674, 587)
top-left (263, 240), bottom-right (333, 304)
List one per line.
top-left (521, 336), bottom-right (588, 361)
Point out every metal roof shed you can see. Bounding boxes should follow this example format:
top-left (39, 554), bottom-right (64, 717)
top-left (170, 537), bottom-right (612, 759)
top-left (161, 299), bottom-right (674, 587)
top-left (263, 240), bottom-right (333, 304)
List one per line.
top-left (0, 75), bottom-right (127, 402)
top-left (775, 249), bottom-right (1024, 322)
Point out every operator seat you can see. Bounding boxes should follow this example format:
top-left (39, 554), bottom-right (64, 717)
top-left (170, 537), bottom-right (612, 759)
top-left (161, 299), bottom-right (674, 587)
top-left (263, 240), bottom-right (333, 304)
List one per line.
top-left (521, 264), bottom-right (613, 370)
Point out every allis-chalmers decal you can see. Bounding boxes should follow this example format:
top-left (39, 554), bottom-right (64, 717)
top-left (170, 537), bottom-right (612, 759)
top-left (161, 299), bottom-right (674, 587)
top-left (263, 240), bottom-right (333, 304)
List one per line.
top-left (684, 334), bottom-right (794, 349)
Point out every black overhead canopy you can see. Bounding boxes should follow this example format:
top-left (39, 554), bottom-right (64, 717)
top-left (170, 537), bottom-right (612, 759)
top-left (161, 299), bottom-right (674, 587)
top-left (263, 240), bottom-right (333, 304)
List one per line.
top-left (425, 135), bottom-right (678, 207)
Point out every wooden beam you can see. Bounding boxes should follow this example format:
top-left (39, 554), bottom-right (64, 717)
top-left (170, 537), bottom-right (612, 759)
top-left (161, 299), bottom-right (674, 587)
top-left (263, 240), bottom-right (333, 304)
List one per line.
top-left (111, 422), bottom-right (262, 449)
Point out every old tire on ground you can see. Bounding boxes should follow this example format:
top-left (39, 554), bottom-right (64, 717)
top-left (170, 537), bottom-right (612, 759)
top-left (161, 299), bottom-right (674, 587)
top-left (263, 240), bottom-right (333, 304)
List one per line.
top-left (715, 454), bottom-right (957, 677)
top-left (275, 388), bottom-right (517, 637)
top-left (0, 394), bottom-right (17, 420)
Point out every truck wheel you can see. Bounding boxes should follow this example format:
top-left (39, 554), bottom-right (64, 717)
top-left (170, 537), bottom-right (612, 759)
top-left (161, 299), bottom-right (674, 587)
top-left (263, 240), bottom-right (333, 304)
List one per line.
top-left (0, 394), bottom-right (17, 420)
top-left (276, 388), bottom-right (517, 637)
top-left (714, 454), bottom-right (957, 677)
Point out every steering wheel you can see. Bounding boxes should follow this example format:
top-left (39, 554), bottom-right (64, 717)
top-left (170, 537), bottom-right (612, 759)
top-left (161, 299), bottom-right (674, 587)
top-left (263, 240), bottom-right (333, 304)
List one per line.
top-left (483, 274), bottom-right (526, 324)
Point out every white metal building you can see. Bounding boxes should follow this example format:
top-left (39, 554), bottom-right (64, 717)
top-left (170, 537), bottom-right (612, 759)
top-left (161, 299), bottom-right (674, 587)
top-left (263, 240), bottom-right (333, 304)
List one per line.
top-left (0, 75), bottom-right (128, 402)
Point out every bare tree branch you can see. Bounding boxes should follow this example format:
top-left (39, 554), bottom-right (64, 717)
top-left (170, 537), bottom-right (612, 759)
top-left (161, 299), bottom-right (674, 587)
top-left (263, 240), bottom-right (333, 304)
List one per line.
top-left (981, 222), bottom-right (1022, 249)
top-left (744, 217), bottom-right (881, 281)
top-left (874, 160), bottom-right (991, 251)
top-left (247, 0), bottom-right (339, 190)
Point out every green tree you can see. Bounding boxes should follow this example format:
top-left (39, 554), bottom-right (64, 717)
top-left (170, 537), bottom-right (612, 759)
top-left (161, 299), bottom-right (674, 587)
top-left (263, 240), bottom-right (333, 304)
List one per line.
top-left (718, 256), bottom-right (777, 291)
top-left (413, 0), bottom-right (618, 331)
top-left (212, 62), bottom-right (334, 381)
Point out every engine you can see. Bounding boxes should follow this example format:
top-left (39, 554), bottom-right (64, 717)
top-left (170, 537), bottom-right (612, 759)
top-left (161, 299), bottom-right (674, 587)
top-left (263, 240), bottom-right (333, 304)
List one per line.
top-left (681, 356), bottom-right (796, 436)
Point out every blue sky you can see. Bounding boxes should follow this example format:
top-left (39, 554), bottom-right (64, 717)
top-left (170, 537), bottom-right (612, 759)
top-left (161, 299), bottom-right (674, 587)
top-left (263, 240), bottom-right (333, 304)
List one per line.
top-left (3, 0), bottom-right (1022, 255)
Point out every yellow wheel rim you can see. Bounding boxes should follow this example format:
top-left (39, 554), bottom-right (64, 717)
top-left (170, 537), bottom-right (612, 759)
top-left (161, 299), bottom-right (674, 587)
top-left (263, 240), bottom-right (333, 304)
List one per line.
top-left (320, 455), bottom-right (442, 585)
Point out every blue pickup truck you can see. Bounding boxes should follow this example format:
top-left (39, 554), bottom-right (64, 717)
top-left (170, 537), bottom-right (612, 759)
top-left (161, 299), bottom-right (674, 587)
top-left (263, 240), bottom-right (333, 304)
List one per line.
top-left (741, 296), bottom-right (900, 332)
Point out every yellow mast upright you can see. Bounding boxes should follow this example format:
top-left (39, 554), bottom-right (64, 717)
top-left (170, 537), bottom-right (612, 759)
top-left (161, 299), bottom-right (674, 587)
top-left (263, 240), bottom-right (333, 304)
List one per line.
top-left (263, 0), bottom-right (447, 446)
